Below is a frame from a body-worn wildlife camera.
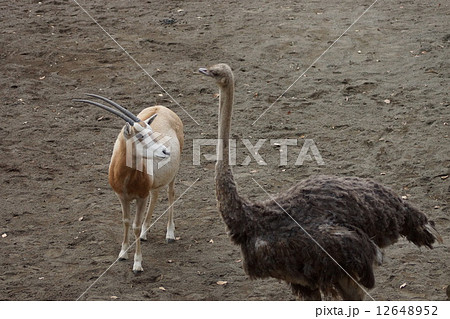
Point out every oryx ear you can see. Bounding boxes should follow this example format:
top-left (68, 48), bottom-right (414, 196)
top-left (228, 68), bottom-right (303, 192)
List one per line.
top-left (144, 114), bottom-right (157, 126)
top-left (124, 123), bottom-right (133, 138)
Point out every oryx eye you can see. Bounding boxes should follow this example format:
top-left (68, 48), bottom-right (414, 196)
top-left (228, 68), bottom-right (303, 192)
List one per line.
top-left (136, 133), bottom-right (144, 140)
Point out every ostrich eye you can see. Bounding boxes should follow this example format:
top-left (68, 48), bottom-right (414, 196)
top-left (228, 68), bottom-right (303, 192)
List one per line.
top-left (210, 70), bottom-right (218, 76)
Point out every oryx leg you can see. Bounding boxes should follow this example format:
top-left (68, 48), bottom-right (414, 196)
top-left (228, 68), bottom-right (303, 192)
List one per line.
top-left (140, 190), bottom-right (159, 240)
top-left (132, 196), bottom-right (148, 273)
top-left (166, 178), bottom-right (176, 243)
top-left (118, 195), bottom-right (131, 260)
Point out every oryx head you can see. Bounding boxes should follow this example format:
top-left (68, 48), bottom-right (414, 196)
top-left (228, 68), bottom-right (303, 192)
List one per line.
top-left (73, 94), bottom-right (170, 160)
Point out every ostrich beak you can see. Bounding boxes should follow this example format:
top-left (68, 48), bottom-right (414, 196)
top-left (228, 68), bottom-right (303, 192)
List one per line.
top-left (199, 68), bottom-right (211, 76)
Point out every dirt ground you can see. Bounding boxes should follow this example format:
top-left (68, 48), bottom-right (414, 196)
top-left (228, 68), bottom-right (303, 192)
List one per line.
top-left (0, 0), bottom-right (448, 301)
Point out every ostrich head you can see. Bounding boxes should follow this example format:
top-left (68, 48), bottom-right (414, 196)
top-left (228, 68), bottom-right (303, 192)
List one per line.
top-left (199, 63), bottom-right (234, 87)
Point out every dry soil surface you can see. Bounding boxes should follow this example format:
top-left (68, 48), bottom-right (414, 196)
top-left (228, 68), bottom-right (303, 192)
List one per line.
top-left (0, 0), bottom-right (449, 300)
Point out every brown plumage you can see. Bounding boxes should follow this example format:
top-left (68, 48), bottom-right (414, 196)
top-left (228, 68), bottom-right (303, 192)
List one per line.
top-left (199, 64), bottom-right (442, 300)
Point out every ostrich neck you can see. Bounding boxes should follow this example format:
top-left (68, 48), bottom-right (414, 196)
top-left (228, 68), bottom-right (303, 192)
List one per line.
top-left (215, 81), bottom-right (246, 238)
top-left (217, 83), bottom-right (233, 167)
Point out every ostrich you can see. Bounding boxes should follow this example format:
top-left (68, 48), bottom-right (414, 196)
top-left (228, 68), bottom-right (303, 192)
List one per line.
top-left (198, 64), bottom-right (442, 300)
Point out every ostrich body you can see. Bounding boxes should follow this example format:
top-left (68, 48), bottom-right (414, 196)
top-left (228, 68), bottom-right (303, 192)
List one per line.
top-left (199, 63), bottom-right (442, 300)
